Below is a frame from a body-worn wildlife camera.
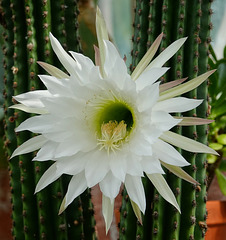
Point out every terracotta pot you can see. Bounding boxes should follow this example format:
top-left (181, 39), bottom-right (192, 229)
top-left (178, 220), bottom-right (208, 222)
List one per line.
top-left (206, 201), bottom-right (226, 240)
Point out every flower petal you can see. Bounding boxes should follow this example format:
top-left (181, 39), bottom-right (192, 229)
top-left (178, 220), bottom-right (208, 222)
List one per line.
top-left (137, 82), bottom-right (160, 112)
top-left (99, 171), bottom-right (121, 199)
top-left (160, 131), bottom-right (219, 155)
top-left (33, 141), bottom-right (59, 161)
top-left (153, 139), bottom-right (189, 166)
top-left (102, 194), bottom-right (114, 234)
top-left (159, 78), bottom-right (187, 93)
top-left (154, 97), bottom-right (203, 113)
top-left (136, 67), bottom-right (169, 91)
top-left (161, 162), bottom-right (198, 185)
top-left (96, 7), bottom-right (109, 77)
top-left (37, 61), bottom-right (69, 79)
top-left (63, 171), bottom-right (87, 210)
top-left (147, 173), bottom-right (180, 212)
top-left (11, 135), bottom-right (47, 159)
top-left (9, 103), bottom-right (48, 114)
top-left (125, 175), bottom-right (146, 213)
top-left (146, 37), bottom-right (187, 69)
top-left (159, 70), bottom-right (216, 101)
top-left (130, 200), bottom-right (143, 224)
top-left (131, 33), bottom-right (163, 80)
top-left (141, 156), bottom-right (165, 174)
top-left (35, 163), bottom-right (61, 193)
top-left (49, 33), bottom-right (79, 78)
top-left (175, 117), bottom-right (214, 126)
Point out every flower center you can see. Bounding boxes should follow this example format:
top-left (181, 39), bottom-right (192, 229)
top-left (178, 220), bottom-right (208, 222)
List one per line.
top-left (97, 120), bottom-right (127, 154)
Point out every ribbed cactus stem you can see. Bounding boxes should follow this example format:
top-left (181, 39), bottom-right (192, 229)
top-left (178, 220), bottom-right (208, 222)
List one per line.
top-left (194, 0), bottom-right (212, 239)
top-left (1, 0), bottom-right (24, 238)
top-left (130, 0), bottom-right (150, 73)
top-left (180, 1), bottom-right (201, 239)
top-left (11, 0), bottom-right (40, 238)
top-left (119, 190), bottom-right (137, 240)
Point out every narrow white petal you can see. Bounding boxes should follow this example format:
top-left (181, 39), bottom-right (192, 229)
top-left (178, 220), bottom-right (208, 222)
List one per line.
top-left (37, 61), bottom-right (69, 79)
top-left (147, 173), bottom-right (180, 212)
top-left (49, 33), bottom-right (79, 78)
top-left (130, 200), bottom-right (142, 224)
top-left (96, 7), bottom-right (109, 77)
top-left (137, 82), bottom-right (160, 112)
top-left (154, 97), bottom-right (203, 113)
top-left (126, 155), bottom-right (143, 176)
top-left (146, 37), bottom-right (187, 70)
top-left (33, 141), bottom-right (59, 161)
top-left (159, 70), bottom-right (216, 101)
top-left (64, 172), bottom-right (87, 208)
top-left (38, 75), bottom-right (71, 96)
top-left (131, 33), bottom-right (163, 80)
top-left (9, 104), bottom-right (48, 114)
top-left (125, 175), bottom-right (146, 213)
top-left (136, 67), bottom-right (169, 91)
top-left (11, 135), bottom-right (47, 159)
top-left (175, 117), bottom-right (214, 126)
top-left (161, 162), bottom-right (198, 185)
top-left (99, 171), bottom-right (121, 199)
top-left (159, 78), bottom-right (187, 93)
top-left (85, 150), bottom-right (109, 187)
top-left (153, 139), bottom-right (189, 166)
top-left (109, 153), bottom-right (127, 182)
top-left (35, 163), bottom-right (61, 193)
top-left (104, 40), bottom-right (129, 90)
top-left (151, 111), bottom-right (181, 131)
top-left (160, 131), bottom-right (219, 155)
top-left (141, 156), bottom-right (164, 174)
top-left (15, 115), bottom-right (54, 133)
top-left (102, 195), bottom-right (114, 234)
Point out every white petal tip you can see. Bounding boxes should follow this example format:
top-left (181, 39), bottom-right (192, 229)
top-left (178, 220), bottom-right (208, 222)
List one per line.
top-left (58, 198), bottom-right (66, 215)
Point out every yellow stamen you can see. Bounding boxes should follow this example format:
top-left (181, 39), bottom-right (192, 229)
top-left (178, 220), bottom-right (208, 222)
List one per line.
top-left (97, 120), bottom-right (127, 154)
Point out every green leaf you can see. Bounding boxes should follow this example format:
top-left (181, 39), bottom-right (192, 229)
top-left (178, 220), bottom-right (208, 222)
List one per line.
top-left (207, 154), bottom-right (218, 164)
top-left (217, 134), bottom-right (226, 145)
top-left (215, 169), bottom-right (226, 196)
top-left (209, 142), bottom-right (223, 151)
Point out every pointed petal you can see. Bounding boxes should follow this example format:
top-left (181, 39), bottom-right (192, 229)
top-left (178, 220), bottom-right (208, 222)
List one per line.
top-left (146, 37), bottom-right (187, 70)
top-left (137, 82), bottom-right (160, 112)
top-left (160, 131), bottom-right (219, 155)
top-left (35, 163), bottom-right (61, 193)
top-left (49, 33), bottom-right (79, 77)
top-left (9, 104), bottom-right (48, 114)
top-left (99, 171), bottom-right (121, 199)
top-left (175, 117), bottom-right (214, 126)
top-left (147, 173), bottom-right (180, 212)
top-left (131, 33), bottom-right (163, 80)
top-left (64, 172), bottom-right (87, 209)
top-left (37, 61), bottom-right (69, 79)
top-left (94, 45), bottom-right (101, 66)
top-left (11, 135), bottom-right (47, 159)
top-left (154, 97), bottom-right (203, 113)
top-left (136, 67), bottom-right (169, 91)
top-left (141, 156), bottom-right (165, 174)
top-left (96, 7), bottom-right (109, 77)
top-left (153, 139), bottom-right (189, 166)
top-left (159, 78), bottom-right (187, 93)
top-left (125, 175), bottom-right (146, 213)
top-left (102, 195), bottom-right (114, 234)
top-left (159, 70), bottom-right (216, 101)
top-left (161, 162), bottom-right (198, 185)
top-left (130, 200), bottom-right (142, 224)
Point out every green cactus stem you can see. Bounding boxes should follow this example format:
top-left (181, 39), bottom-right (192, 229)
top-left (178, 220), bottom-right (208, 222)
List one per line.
top-left (1, 0), bottom-right (24, 238)
top-left (194, 0), bottom-right (212, 239)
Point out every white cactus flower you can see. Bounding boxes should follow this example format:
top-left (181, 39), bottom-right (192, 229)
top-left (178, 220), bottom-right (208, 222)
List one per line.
top-left (11, 7), bottom-right (217, 233)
